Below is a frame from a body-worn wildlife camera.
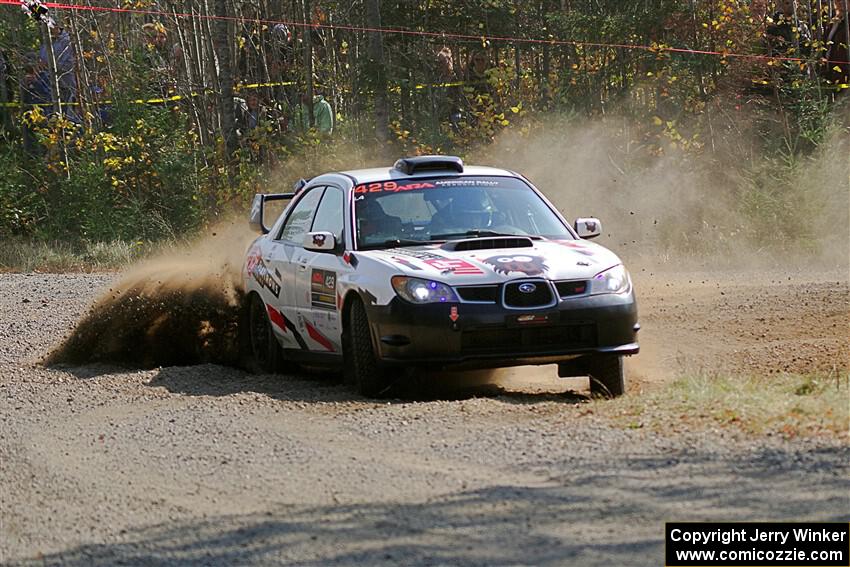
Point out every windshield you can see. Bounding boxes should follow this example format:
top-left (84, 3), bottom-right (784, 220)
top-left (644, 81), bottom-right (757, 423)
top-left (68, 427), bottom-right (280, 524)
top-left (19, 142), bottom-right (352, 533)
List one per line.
top-left (354, 176), bottom-right (572, 250)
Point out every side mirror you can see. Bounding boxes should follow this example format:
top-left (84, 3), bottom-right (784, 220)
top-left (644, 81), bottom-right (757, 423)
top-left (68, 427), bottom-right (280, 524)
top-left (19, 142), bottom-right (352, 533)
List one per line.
top-left (304, 231), bottom-right (337, 252)
top-left (574, 217), bottom-right (602, 239)
top-left (249, 194), bottom-right (269, 234)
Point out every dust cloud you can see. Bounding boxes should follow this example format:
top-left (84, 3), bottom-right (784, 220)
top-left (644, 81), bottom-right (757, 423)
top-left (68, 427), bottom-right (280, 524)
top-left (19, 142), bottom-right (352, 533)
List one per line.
top-left (45, 139), bottom-right (388, 369)
top-left (469, 111), bottom-right (849, 389)
top-left (471, 113), bottom-right (850, 272)
top-left (46, 220), bottom-right (254, 368)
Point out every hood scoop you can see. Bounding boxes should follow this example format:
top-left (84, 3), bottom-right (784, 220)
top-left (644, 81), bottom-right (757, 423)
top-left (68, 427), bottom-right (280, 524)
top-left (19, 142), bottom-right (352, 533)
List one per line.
top-left (442, 236), bottom-right (534, 252)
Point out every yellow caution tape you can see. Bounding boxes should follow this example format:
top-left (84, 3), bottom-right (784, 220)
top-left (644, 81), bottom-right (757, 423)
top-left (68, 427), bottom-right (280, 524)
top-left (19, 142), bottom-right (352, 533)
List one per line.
top-left (0, 79), bottom-right (471, 108)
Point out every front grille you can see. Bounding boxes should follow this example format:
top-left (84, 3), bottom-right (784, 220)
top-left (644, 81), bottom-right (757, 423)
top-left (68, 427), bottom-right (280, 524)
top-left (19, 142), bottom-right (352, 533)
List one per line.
top-left (461, 324), bottom-right (596, 353)
top-left (446, 237), bottom-right (533, 252)
top-left (555, 280), bottom-right (588, 297)
top-left (456, 285), bottom-right (499, 303)
top-left (503, 280), bottom-right (554, 308)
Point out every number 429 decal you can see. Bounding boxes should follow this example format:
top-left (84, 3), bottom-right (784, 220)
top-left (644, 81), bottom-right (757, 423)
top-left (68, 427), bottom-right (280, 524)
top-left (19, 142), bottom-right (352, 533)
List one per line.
top-left (354, 181), bottom-right (435, 194)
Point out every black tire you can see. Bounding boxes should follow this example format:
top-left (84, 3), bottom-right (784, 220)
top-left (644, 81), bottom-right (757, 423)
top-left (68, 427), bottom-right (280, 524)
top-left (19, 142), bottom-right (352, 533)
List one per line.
top-left (247, 293), bottom-right (283, 374)
top-left (588, 355), bottom-right (626, 398)
top-left (344, 298), bottom-right (390, 397)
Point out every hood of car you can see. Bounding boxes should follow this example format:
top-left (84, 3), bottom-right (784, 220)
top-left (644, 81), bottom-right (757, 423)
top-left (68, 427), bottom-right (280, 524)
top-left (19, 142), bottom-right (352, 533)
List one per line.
top-left (361, 238), bottom-right (622, 284)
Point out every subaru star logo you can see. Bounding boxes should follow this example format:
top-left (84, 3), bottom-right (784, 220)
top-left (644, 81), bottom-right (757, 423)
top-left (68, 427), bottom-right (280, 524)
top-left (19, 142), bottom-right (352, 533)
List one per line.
top-left (518, 283), bottom-right (537, 294)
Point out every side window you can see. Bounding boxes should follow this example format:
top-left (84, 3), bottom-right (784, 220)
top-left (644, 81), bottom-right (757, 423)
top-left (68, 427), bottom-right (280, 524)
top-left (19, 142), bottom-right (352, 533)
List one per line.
top-left (278, 187), bottom-right (324, 244)
top-left (310, 186), bottom-right (345, 240)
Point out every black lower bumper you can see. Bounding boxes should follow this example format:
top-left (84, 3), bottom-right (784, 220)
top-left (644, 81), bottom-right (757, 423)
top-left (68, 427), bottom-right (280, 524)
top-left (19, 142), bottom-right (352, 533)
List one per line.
top-left (365, 291), bottom-right (639, 370)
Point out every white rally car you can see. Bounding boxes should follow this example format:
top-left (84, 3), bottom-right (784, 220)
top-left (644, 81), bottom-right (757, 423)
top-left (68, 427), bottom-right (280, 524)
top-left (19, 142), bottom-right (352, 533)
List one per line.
top-left (242, 156), bottom-right (639, 397)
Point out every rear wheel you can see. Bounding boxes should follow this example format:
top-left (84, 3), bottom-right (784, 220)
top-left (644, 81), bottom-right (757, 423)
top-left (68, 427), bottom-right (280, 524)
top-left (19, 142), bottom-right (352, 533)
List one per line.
top-left (344, 298), bottom-right (390, 397)
top-left (247, 293), bottom-right (283, 374)
top-left (588, 355), bottom-right (625, 398)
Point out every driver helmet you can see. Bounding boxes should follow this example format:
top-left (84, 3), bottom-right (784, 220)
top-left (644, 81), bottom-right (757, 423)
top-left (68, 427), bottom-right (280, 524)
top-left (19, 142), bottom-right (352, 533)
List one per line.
top-left (446, 189), bottom-right (493, 228)
top-left (357, 198), bottom-right (396, 238)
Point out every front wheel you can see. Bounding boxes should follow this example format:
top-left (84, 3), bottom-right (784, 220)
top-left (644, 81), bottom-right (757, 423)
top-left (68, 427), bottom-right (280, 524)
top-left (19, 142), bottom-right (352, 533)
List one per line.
top-left (588, 355), bottom-right (625, 398)
top-left (247, 293), bottom-right (283, 374)
top-left (344, 298), bottom-right (390, 397)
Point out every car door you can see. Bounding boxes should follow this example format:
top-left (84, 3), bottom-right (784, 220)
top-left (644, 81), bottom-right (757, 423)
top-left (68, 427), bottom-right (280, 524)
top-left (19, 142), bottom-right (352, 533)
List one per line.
top-left (295, 185), bottom-right (348, 353)
top-left (268, 186), bottom-right (325, 350)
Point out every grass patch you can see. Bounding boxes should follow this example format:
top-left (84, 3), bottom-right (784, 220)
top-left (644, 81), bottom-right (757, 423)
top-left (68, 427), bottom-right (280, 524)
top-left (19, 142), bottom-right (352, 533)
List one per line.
top-left (0, 237), bottom-right (161, 272)
top-left (599, 370), bottom-right (849, 438)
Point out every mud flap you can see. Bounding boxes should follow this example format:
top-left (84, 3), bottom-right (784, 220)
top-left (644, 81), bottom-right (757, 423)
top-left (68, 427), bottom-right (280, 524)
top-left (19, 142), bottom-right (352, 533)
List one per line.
top-left (557, 357), bottom-right (590, 378)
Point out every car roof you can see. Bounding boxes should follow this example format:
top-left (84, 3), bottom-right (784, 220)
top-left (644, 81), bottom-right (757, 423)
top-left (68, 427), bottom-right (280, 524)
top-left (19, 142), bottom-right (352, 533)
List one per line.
top-left (312, 164), bottom-right (520, 187)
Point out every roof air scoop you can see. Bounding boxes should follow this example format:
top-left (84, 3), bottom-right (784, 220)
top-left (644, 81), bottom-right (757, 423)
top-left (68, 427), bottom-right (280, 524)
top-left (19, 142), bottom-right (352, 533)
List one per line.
top-left (393, 155), bottom-right (464, 175)
top-left (443, 236), bottom-right (534, 252)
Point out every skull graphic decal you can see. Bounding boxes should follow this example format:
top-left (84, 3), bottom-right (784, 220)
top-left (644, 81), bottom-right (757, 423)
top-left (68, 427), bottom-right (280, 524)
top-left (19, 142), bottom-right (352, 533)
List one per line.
top-left (483, 254), bottom-right (548, 276)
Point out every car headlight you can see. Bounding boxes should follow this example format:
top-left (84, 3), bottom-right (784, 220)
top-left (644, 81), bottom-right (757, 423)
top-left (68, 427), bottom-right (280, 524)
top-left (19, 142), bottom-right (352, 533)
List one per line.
top-left (391, 276), bottom-right (458, 304)
top-left (589, 264), bottom-right (630, 295)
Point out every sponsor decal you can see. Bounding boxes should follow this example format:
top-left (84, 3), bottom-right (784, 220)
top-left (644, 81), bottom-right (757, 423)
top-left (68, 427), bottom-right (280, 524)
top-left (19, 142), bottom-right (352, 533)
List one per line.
top-left (434, 179), bottom-right (499, 187)
top-left (305, 320), bottom-right (335, 351)
top-left (311, 269), bottom-right (337, 311)
top-left (266, 304), bottom-right (311, 350)
top-left (483, 254), bottom-right (548, 276)
top-left (391, 248), bottom-right (446, 261)
top-left (512, 313), bottom-right (551, 326)
top-left (392, 249), bottom-right (484, 275)
top-left (343, 252), bottom-right (359, 268)
top-left (250, 258), bottom-right (282, 298)
top-left (310, 310), bottom-right (341, 345)
top-left (449, 306), bottom-right (459, 322)
top-left (245, 245), bottom-right (262, 273)
top-left (354, 181), bottom-right (436, 195)
top-left (312, 233), bottom-right (328, 248)
top-left (266, 304), bottom-right (287, 331)
top-left (391, 256), bottom-right (423, 271)
top-left (423, 258), bottom-right (483, 275)
top-left (552, 239), bottom-right (596, 258)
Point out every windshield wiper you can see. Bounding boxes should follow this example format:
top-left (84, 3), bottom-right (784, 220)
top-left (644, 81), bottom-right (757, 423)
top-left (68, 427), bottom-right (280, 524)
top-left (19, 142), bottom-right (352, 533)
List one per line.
top-left (431, 230), bottom-right (539, 240)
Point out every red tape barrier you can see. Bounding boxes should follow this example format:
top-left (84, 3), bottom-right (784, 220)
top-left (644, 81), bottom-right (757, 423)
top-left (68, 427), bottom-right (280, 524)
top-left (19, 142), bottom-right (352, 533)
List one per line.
top-left (1, 0), bottom-right (849, 66)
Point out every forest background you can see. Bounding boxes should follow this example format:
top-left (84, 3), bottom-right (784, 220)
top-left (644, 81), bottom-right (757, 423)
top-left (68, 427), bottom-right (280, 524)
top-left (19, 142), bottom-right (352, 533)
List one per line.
top-left (0, 0), bottom-right (847, 269)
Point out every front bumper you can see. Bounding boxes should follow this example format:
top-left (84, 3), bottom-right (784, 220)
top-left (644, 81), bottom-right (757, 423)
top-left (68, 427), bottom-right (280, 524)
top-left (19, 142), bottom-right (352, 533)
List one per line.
top-left (365, 290), bottom-right (639, 370)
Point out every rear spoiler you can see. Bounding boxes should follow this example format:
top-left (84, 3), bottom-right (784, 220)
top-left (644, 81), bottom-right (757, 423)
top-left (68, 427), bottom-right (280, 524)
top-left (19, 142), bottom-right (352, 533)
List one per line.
top-left (249, 192), bottom-right (295, 234)
top-left (249, 178), bottom-right (309, 234)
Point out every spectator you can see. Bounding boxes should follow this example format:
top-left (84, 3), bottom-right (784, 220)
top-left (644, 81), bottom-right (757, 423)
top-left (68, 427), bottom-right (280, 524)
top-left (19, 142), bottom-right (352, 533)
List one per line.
top-left (142, 22), bottom-right (168, 52)
top-left (436, 46), bottom-right (455, 81)
top-left (39, 25), bottom-right (79, 121)
top-left (91, 82), bottom-right (112, 127)
top-left (235, 92), bottom-right (270, 134)
top-left (269, 23), bottom-right (294, 79)
top-left (824, 0), bottom-right (849, 88)
top-left (299, 92), bottom-right (333, 135)
top-left (466, 50), bottom-right (490, 83)
top-left (142, 22), bottom-right (175, 98)
top-left (766, 0), bottom-right (811, 56)
top-left (21, 52), bottom-right (51, 153)
top-left (22, 53), bottom-right (51, 106)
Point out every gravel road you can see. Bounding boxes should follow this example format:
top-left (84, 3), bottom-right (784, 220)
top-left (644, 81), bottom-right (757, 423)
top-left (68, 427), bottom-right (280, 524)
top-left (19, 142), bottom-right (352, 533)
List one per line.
top-left (1, 270), bottom-right (848, 566)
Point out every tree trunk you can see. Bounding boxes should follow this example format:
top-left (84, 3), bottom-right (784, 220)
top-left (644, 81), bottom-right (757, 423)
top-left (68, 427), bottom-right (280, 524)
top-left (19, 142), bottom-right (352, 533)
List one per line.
top-left (365, 0), bottom-right (388, 142)
top-left (212, 0), bottom-right (238, 162)
top-left (0, 50), bottom-right (9, 131)
top-left (303, 0), bottom-right (314, 128)
top-left (42, 27), bottom-right (63, 117)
